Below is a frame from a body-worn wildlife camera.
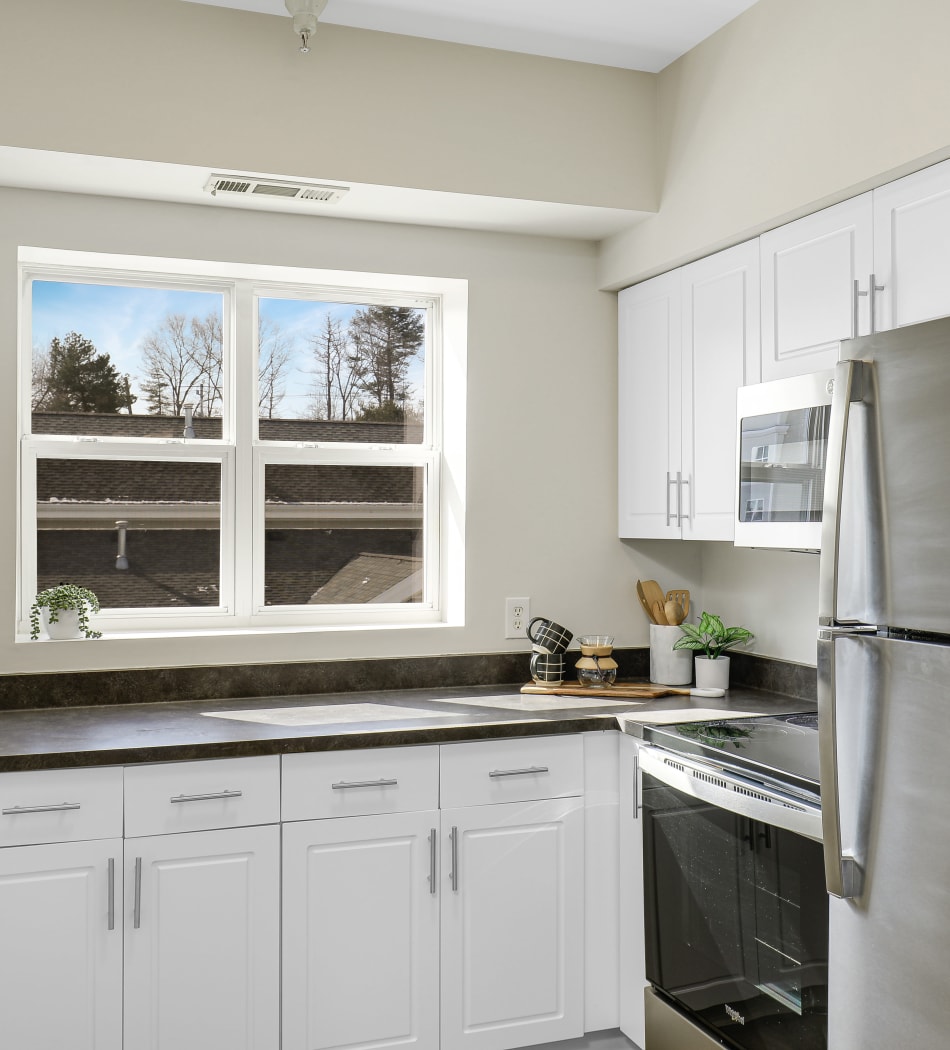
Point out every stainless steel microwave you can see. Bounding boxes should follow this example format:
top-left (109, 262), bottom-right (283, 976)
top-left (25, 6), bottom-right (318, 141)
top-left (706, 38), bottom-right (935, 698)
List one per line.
top-left (735, 369), bottom-right (836, 550)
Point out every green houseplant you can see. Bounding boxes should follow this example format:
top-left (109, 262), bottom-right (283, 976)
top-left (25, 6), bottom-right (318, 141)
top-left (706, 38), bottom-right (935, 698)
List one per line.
top-left (672, 611), bottom-right (753, 690)
top-left (30, 584), bottom-right (102, 640)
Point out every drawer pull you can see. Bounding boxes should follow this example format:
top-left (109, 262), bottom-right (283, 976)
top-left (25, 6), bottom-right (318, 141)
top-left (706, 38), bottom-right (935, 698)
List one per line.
top-left (428, 828), bottom-right (437, 895)
top-left (488, 766), bottom-right (550, 779)
top-left (169, 790), bottom-right (243, 804)
top-left (2, 802), bottom-right (82, 815)
top-left (133, 856), bottom-right (143, 930)
top-left (449, 825), bottom-right (459, 892)
top-left (331, 778), bottom-right (398, 790)
top-left (107, 857), bottom-right (116, 931)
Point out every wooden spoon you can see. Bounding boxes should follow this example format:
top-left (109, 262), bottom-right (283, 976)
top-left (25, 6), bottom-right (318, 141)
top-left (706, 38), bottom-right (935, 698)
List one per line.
top-left (641, 580), bottom-right (667, 622)
top-left (636, 580), bottom-right (657, 623)
top-left (664, 600), bottom-right (685, 626)
top-left (652, 599), bottom-right (669, 625)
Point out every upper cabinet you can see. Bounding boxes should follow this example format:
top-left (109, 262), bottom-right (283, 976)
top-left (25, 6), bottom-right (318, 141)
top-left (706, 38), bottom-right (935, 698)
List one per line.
top-left (759, 195), bottom-right (873, 381)
top-left (619, 241), bottom-right (759, 541)
top-left (873, 159), bottom-right (950, 331)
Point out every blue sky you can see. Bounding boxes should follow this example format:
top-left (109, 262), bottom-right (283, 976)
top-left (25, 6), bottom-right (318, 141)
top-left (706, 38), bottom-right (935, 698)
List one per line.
top-left (31, 281), bottom-right (424, 416)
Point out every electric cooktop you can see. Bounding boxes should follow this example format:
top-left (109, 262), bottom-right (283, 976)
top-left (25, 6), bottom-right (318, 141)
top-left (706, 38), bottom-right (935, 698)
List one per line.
top-left (642, 710), bottom-right (820, 802)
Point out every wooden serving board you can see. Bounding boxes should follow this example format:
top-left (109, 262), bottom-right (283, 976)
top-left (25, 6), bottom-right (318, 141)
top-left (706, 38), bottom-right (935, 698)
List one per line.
top-left (521, 681), bottom-right (699, 700)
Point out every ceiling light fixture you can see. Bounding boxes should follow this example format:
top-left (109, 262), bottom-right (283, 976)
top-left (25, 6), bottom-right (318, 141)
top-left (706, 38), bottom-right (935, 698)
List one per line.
top-left (285, 0), bottom-right (327, 54)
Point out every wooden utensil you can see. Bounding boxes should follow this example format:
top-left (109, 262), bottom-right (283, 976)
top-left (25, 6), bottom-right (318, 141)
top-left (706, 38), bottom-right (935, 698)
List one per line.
top-left (636, 580), bottom-right (657, 623)
top-left (641, 580), bottom-right (667, 622)
top-left (521, 682), bottom-right (725, 699)
top-left (663, 600), bottom-right (685, 626)
top-left (652, 599), bottom-right (669, 625)
top-left (666, 589), bottom-right (690, 617)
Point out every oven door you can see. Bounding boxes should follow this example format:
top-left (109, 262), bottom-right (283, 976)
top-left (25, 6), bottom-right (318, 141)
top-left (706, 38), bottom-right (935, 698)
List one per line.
top-left (639, 747), bottom-right (828, 1050)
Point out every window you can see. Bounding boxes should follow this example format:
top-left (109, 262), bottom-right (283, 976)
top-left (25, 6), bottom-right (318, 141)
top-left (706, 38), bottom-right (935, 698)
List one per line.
top-left (19, 248), bottom-right (466, 636)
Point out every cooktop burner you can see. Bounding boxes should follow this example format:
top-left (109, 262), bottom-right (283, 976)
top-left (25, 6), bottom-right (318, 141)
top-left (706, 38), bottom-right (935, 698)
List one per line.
top-left (642, 710), bottom-right (820, 801)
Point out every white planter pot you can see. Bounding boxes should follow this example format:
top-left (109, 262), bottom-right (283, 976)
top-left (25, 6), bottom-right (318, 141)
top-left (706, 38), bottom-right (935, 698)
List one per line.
top-left (694, 655), bottom-right (730, 691)
top-left (42, 607), bottom-right (82, 640)
top-left (649, 624), bottom-right (693, 685)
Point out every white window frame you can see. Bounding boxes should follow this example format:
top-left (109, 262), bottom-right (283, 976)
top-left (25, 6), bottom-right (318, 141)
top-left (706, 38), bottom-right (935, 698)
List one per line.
top-left (17, 247), bottom-right (467, 639)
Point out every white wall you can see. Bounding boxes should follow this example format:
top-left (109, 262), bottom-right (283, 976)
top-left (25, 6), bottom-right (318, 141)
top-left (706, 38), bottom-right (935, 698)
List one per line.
top-left (0, 0), bottom-right (656, 213)
top-left (599, 0), bottom-right (950, 288)
top-left (1, 185), bottom-right (672, 674)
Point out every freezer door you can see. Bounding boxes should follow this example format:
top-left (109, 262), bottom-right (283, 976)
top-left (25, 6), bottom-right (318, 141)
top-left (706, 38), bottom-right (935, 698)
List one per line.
top-left (835, 315), bottom-right (950, 633)
top-left (824, 633), bottom-right (950, 1049)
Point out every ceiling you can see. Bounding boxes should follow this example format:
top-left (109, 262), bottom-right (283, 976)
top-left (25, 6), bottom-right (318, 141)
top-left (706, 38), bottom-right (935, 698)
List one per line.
top-left (181, 0), bottom-right (760, 73)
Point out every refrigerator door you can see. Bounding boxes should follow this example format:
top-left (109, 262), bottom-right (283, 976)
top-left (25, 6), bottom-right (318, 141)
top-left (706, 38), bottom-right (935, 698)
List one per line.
top-left (835, 315), bottom-right (950, 633)
top-left (823, 632), bottom-right (950, 1049)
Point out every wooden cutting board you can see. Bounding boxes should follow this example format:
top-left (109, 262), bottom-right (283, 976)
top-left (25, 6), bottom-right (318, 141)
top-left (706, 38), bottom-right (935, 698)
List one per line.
top-left (520, 681), bottom-right (717, 699)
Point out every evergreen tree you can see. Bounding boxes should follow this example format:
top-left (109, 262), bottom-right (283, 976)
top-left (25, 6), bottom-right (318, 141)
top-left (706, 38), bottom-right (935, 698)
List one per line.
top-left (348, 306), bottom-right (424, 417)
top-left (35, 331), bottom-right (132, 413)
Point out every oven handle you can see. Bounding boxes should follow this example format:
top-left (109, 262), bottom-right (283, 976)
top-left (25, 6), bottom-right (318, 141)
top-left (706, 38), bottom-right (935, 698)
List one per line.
top-left (637, 744), bottom-right (822, 843)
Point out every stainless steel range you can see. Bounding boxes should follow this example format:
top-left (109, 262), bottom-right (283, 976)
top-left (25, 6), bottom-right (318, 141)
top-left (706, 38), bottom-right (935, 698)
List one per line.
top-left (637, 713), bottom-right (827, 1050)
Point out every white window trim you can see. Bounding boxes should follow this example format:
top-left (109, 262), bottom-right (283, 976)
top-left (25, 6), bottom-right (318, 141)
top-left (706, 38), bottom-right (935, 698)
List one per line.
top-left (17, 246), bottom-right (467, 639)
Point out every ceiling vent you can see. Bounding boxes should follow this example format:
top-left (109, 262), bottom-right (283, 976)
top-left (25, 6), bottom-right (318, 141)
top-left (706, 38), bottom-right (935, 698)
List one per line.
top-left (203, 175), bottom-right (349, 204)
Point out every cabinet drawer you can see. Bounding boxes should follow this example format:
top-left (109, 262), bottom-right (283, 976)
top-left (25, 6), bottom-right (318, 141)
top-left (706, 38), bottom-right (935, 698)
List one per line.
top-left (282, 745), bottom-right (439, 821)
top-left (0, 766), bottom-right (123, 846)
top-left (440, 735), bottom-right (583, 808)
top-left (124, 756), bottom-right (280, 837)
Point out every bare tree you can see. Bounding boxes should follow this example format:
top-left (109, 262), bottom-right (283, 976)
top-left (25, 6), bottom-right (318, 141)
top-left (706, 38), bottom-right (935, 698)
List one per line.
top-left (258, 315), bottom-right (292, 418)
top-left (309, 313), bottom-right (359, 420)
top-left (141, 313), bottom-right (212, 416)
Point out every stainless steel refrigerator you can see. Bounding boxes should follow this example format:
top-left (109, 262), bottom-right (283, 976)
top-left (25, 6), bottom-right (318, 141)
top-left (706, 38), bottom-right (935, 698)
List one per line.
top-left (819, 314), bottom-right (950, 1049)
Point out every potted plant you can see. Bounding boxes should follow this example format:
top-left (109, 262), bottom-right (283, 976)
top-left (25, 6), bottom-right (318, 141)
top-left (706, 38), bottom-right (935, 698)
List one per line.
top-left (30, 584), bottom-right (102, 640)
top-left (672, 611), bottom-right (753, 690)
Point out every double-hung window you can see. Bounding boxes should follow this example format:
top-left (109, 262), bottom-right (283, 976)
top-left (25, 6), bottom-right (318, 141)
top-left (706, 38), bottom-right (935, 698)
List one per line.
top-left (18, 248), bottom-right (466, 637)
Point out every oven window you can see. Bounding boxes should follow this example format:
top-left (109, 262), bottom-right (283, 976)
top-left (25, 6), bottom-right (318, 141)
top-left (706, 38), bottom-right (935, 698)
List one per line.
top-left (642, 774), bottom-right (828, 1049)
top-left (738, 406), bottom-right (830, 524)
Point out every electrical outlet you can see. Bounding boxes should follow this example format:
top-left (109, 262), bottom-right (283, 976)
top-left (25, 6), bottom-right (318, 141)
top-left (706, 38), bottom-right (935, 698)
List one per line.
top-left (505, 597), bottom-right (531, 639)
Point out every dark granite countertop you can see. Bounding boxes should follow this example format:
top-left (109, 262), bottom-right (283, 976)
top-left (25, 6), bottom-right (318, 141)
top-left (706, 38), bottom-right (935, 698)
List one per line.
top-left (0, 682), bottom-right (816, 772)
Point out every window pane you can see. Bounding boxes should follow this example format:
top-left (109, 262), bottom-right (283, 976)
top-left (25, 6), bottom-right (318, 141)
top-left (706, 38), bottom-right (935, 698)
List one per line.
top-left (31, 281), bottom-right (224, 438)
top-left (264, 464), bottom-right (424, 606)
top-left (258, 298), bottom-right (425, 443)
top-left (36, 459), bottom-right (221, 609)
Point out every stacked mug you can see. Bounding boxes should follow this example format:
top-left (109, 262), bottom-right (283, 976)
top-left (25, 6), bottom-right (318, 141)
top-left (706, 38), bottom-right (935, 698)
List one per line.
top-left (527, 616), bottom-right (574, 686)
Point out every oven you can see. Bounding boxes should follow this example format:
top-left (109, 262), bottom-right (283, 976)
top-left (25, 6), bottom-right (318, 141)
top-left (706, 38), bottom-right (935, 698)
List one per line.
top-left (638, 715), bottom-right (828, 1050)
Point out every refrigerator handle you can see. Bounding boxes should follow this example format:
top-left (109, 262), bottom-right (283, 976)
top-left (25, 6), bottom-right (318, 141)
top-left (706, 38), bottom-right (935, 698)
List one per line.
top-left (818, 359), bottom-right (866, 627)
top-left (818, 632), bottom-right (864, 899)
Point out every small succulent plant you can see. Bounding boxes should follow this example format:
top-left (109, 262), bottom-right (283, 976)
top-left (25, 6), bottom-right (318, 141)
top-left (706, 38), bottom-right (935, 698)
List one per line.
top-left (30, 584), bottom-right (102, 640)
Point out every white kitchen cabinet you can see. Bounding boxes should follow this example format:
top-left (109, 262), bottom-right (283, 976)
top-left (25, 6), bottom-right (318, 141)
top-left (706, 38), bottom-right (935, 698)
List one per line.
top-left (0, 837), bottom-right (123, 1050)
top-left (618, 240), bottom-right (758, 540)
top-left (760, 194), bottom-right (874, 380)
top-left (617, 733), bottom-right (648, 1050)
top-left (282, 810), bottom-right (441, 1050)
top-left (873, 158), bottom-right (950, 332)
top-left (123, 823), bottom-right (280, 1050)
top-left (440, 797), bottom-right (585, 1050)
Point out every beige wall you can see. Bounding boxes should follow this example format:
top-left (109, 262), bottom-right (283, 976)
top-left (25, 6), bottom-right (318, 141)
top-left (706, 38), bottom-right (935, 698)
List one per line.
top-left (1, 185), bottom-right (666, 674)
top-left (599, 0), bottom-right (950, 288)
top-left (0, 0), bottom-right (655, 212)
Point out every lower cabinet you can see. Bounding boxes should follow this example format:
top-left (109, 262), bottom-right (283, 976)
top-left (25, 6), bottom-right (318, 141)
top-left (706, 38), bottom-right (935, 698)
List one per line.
top-left (440, 798), bottom-right (585, 1050)
top-left (618, 734), bottom-right (648, 1050)
top-left (0, 837), bottom-right (123, 1050)
top-left (282, 810), bottom-right (441, 1050)
top-left (123, 824), bottom-right (280, 1050)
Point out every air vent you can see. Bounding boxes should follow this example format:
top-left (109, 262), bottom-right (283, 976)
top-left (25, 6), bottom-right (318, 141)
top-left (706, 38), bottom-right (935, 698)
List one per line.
top-left (203, 175), bottom-right (349, 204)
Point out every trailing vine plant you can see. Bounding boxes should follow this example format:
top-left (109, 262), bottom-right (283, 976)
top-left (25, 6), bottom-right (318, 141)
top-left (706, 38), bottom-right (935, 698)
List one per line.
top-left (30, 584), bottom-right (102, 639)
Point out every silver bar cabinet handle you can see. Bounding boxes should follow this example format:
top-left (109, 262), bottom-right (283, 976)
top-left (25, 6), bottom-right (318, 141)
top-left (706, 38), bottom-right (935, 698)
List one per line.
top-left (489, 766), bottom-right (549, 778)
top-left (2, 802), bottom-right (81, 815)
top-left (633, 751), bottom-right (641, 821)
top-left (428, 828), bottom-right (437, 895)
top-left (169, 789), bottom-right (243, 804)
top-left (133, 857), bottom-right (143, 929)
top-left (107, 857), bottom-right (116, 931)
top-left (677, 473), bottom-right (688, 526)
top-left (817, 358), bottom-right (867, 901)
top-left (449, 826), bottom-right (459, 892)
top-left (666, 472), bottom-right (676, 525)
top-left (868, 272), bottom-right (885, 334)
top-left (331, 778), bottom-right (398, 790)
top-left (853, 278), bottom-right (867, 337)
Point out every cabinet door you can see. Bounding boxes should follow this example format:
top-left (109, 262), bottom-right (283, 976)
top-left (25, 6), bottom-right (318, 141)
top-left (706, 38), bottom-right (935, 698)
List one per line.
top-left (681, 240), bottom-right (760, 540)
top-left (873, 159), bottom-right (950, 332)
top-left (0, 838), bottom-right (123, 1050)
top-left (123, 824), bottom-right (280, 1050)
top-left (618, 271), bottom-right (682, 538)
top-left (440, 798), bottom-right (584, 1050)
top-left (760, 195), bottom-right (873, 380)
top-left (617, 736), bottom-right (647, 1050)
top-left (282, 810), bottom-right (441, 1050)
